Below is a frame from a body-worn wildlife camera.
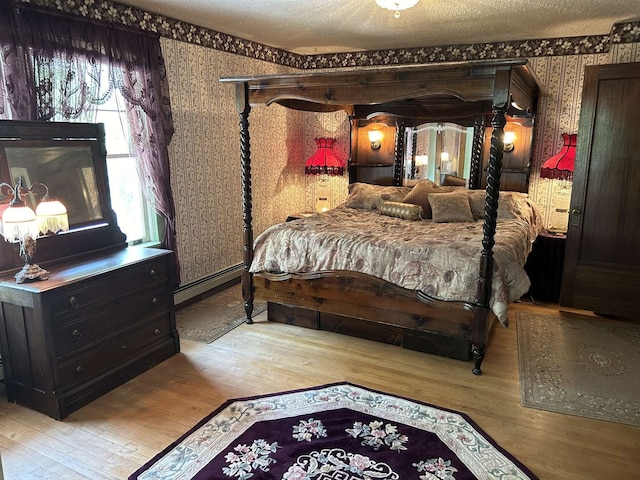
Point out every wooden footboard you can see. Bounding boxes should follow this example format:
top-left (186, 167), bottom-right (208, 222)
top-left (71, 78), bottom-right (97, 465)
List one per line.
top-left (252, 271), bottom-right (496, 363)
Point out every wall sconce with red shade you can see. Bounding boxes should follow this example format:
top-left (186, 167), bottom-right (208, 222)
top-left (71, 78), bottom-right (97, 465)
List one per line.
top-left (0, 177), bottom-right (69, 283)
top-left (305, 138), bottom-right (345, 176)
top-left (541, 133), bottom-right (577, 181)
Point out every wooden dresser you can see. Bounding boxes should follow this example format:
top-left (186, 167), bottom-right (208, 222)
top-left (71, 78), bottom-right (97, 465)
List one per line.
top-left (0, 246), bottom-right (179, 419)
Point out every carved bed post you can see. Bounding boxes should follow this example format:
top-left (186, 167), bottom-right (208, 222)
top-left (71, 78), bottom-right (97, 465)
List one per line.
top-left (235, 82), bottom-right (255, 323)
top-left (393, 120), bottom-right (406, 186)
top-left (468, 115), bottom-right (486, 190)
top-left (472, 105), bottom-right (506, 375)
top-left (409, 128), bottom-right (418, 179)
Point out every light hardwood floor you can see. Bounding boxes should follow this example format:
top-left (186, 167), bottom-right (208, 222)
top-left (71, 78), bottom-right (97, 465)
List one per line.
top-left (0, 300), bottom-right (638, 479)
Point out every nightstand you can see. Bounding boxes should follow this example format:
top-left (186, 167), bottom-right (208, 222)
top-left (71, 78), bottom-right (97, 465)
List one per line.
top-left (524, 230), bottom-right (567, 303)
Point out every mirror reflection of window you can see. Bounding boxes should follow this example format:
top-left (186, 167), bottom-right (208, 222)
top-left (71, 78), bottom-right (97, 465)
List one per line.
top-left (5, 144), bottom-right (103, 225)
top-left (404, 123), bottom-right (473, 185)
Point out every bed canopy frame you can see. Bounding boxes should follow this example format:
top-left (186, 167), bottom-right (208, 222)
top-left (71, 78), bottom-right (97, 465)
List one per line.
top-left (221, 59), bottom-right (540, 375)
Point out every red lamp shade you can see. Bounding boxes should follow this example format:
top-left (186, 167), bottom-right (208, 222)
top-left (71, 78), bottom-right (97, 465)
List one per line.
top-left (541, 133), bottom-right (577, 181)
top-left (305, 138), bottom-right (344, 176)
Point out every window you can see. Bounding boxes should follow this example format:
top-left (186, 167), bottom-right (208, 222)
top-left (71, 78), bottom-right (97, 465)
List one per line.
top-left (93, 92), bottom-right (160, 246)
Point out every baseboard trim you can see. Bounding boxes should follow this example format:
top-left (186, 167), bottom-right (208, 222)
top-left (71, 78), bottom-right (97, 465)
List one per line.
top-left (174, 264), bottom-right (243, 307)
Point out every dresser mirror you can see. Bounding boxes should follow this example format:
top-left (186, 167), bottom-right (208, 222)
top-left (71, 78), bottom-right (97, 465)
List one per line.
top-left (0, 120), bottom-right (126, 274)
top-left (1, 141), bottom-right (105, 227)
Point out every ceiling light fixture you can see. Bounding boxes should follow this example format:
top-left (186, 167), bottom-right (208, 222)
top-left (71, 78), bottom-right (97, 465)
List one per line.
top-left (376, 0), bottom-right (420, 19)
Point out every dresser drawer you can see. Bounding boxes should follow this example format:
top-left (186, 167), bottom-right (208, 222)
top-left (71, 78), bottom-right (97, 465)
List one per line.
top-left (52, 285), bottom-right (171, 355)
top-left (50, 276), bottom-right (112, 320)
top-left (50, 257), bottom-right (168, 323)
top-left (56, 314), bottom-right (172, 388)
top-left (112, 258), bottom-right (168, 294)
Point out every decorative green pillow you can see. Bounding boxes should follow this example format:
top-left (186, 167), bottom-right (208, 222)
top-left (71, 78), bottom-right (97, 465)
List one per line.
top-left (379, 201), bottom-right (423, 221)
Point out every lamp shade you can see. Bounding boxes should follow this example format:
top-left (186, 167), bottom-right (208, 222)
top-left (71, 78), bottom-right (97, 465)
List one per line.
top-left (36, 198), bottom-right (69, 235)
top-left (541, 133), bottom-right (577, 181)
top-left (305, 138), bottom-right (344, 176)
top-left (376, 0), bottom-right (420, 17)
top-left (1, 204), bottom-right (39, 243)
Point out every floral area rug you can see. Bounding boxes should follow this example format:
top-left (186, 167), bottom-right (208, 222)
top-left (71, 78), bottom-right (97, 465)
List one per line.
top-left (129, 383), bottom-right (538, 480)
top-left (517, 311), bottom-right (640, 426)
top-left (176, 283), bottom-right (266, 343)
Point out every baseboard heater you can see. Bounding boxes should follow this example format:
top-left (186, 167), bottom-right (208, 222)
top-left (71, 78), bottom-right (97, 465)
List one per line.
top-left (173, 263), bottom-right (242, 307)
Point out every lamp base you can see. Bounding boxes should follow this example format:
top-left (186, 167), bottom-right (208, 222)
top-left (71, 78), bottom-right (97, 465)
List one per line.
top-left (15, 263), bottom-right (49, 284)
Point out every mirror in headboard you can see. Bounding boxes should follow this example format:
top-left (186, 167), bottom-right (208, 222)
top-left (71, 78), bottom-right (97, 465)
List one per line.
top-left (403, 122), bottom-right (475, 186)
top-left (0, 119), bottom-right (126, 274)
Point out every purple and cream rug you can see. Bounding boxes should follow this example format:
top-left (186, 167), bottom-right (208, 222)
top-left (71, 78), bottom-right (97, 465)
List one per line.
top-left (129, 383), bottom-right (538, 480)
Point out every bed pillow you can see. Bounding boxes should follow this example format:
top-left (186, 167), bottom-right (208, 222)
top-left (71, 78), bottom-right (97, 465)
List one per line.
top-left (379, 201), bottom-right (423, 221)
top-left (467, 190), bottom-right (528, 220)
top-left (344, 183), bottom-right (412, 210)
top-left (441, 174), bottom-right (467, 187)
top-left (467, 190), bottom-right (486, 220)
top-left (428, 191), bottom-right (475, 223)
top-left (401, 180), bottom-right (461, 219)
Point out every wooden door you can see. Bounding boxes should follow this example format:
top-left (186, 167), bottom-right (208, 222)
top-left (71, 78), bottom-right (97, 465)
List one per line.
top-left (560, 62), bottom-right (640, 317)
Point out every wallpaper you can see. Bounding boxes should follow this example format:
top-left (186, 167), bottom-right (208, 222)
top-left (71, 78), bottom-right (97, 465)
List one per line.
top-left (13, 0), bottom-right (640, 288)
top-left (302, 112), bottom-right (351, 213)
top-left (163, 41), bottom-right (640, 286)
top-left (161, 40), bottom-right (306, 284)
top-left (527, 54), bottom-right (610, 232)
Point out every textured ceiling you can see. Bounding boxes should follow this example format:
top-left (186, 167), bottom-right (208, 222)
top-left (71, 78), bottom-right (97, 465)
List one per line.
top-left (116, 0), bottom-right (640, 54)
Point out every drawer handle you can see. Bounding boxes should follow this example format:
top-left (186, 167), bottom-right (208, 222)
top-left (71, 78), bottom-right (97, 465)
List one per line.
top-left (151, 297), bottom-right (159, 305)
top-left (154, 328), bottom-right (161, 336)
top-left (69, 296), bottom-right (78, 307)
top-left (149, 269), bottom-right (157, 279)
top-left (76, 366), bottom-right (83, 375)
top-left (72, 329), bottom-right (82, 340)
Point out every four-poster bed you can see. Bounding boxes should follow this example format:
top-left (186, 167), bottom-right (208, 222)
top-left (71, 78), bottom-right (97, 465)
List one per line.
top-left (221, 59), bottom-right (541, 374)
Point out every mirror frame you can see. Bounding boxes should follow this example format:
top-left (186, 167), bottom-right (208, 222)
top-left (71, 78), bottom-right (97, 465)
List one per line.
top-left (0, 120), bottom-right (126, 274)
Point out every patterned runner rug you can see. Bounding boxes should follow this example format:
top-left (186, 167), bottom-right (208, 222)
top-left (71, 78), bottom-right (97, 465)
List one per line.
top-left (129, 383), bottom-right (538, 480)
top-left (517, 311), bottom-right (640, 426)
top-left (176, 283), bottom-right (267, 343)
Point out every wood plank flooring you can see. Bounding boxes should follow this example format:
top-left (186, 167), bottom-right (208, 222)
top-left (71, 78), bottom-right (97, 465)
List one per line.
top-left (0, 300), bottom-right (638, 479)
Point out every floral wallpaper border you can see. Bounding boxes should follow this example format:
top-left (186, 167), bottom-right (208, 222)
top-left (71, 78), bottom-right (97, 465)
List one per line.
top-left (22, 0), bottom-right (640, 69)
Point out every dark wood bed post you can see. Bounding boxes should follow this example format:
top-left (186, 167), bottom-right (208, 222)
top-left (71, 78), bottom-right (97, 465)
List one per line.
top-left (472, 105), bottom-right (507, 375)
top-left (235, 82), bottom-right (255, 324)
top-left (393, 120), bottom-right (406, 186)
top-left (409, 128), bottom-right (418, 179)
top-left (468, 115), bottom-right (486, 190)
